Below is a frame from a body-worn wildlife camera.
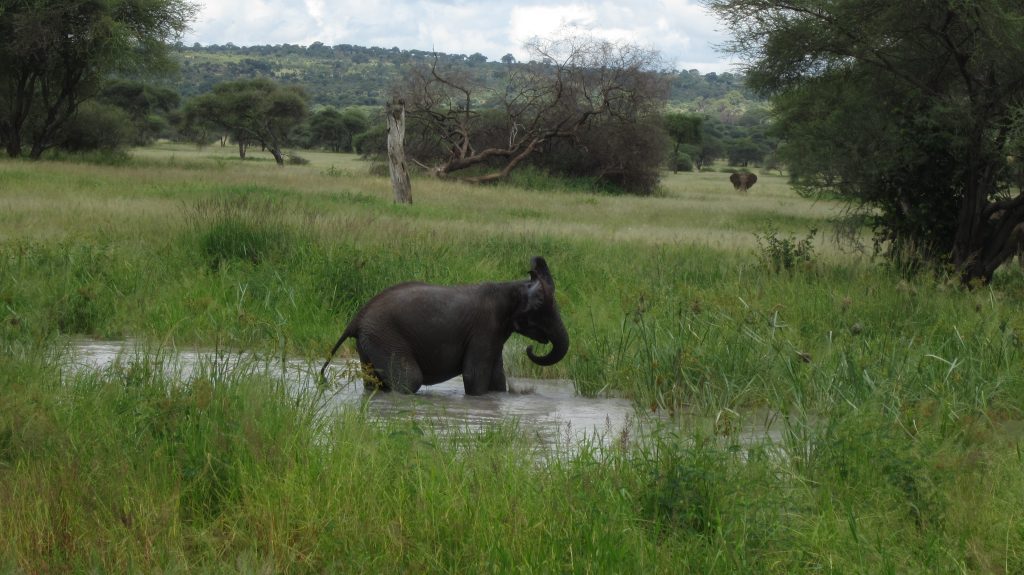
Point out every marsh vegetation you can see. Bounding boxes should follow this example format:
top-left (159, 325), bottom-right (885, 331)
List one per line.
top-left (2, 146), bottom-right (1023, 572)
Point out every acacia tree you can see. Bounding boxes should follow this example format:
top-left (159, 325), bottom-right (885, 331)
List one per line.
top-left (184, 79), bottom-right (307, 166)
top-left (0, 0), bottom-right (196, 158)
top-left (664, 112), bottom-right (702, 172)
top-left (397, 35), bottom-right (668, 192)
top-left (704, 1), bottom-right (1024, 284)
top-left (665, 113), bottom-right (702, 156)
top-left (308, 107), bottom-right (368, 152)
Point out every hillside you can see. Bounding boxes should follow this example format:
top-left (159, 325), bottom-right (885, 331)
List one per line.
top-left (162, 42), bottom-right (759, 111)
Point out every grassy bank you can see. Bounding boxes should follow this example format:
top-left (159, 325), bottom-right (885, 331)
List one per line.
top-left (2, 349), bottom-right (1022, 572)
top-left (2, 146), bottom-right (1023, 571)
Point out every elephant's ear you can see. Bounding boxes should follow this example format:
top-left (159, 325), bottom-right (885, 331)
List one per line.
top-left (523, 279), bottom-right (547, 311)
top-left (529, 256), bottom-right (555, 289)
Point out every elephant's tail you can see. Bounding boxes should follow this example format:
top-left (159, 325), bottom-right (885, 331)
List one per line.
top-left (319, 326), bottom-right (355, 380)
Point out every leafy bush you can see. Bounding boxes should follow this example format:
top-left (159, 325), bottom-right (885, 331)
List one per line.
top-left (60, 101), bottom-right (137, 152)
top-left (755, 223), bottom-right (817, 272)
top-left (671, 151), bottom-right (694, 172)
top-left (354, 124), bottom-right (388, 157)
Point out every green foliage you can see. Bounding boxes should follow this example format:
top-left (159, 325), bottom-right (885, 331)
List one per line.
top-left (183, 194), bottom-right (302, 270)
top-left (305, 107), bottom-right (369, 152)
top-left (0, 0), bottom-right (196, 158)
top-left (353, 123), bottom-right (387, 156)
top-left (166, 43), bottom-right (760, 110)
top-left (755, 224), bottom-right (818, 273)
top-left (502, 165), bottom-right (621, 194)
top-left (40, 147), bottom-right (134, 166)
top-left (184, 78), bottom-right (308, 165)
top-left (664, 112), bottom-right (703, 154)
top-left (671, 150), bottom-right (694, 173)
top-left (60, 101), bottom-right (136, 152)
top-left (726, 137), bottom-right (766, 167)
top-left (707, 0), bottom-right (1024, 282)
top-left (691, 120), bottom-right (727, 170)
top-left (3, 149), bottom-right (1024, 571)
top-left (533, 116), bottom-right (667, 195)
top-left (97, 80), bottom-right (182, 144)
top-left (3, 343), bottom-right (1021, 571)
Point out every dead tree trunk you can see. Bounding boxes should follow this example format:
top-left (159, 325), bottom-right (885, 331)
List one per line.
top-left (387, 99), bottom-right (413, 205)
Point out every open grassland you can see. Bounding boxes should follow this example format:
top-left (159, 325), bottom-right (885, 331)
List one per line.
top-left (2, 146), bottom-right (1023, 572)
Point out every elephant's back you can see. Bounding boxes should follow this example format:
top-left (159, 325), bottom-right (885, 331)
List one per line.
top-left (356, 281), bottom-right (471, 341)
top-left (355, 282), bottom-right (494, 380)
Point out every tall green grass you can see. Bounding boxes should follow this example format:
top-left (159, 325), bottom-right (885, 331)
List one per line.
top-left (2, 147), bottom-right (1024, 571)
top-left (2, 348), bottom-right (1021, 572)
top-left (183, 194), bottom-right (306, 270)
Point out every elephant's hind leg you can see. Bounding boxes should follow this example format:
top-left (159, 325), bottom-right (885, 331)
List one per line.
top-left (358, 339), bottom-right (423, 394)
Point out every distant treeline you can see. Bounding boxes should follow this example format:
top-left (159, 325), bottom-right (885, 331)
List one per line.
top-left (163, 42), bottom-right (760, 110)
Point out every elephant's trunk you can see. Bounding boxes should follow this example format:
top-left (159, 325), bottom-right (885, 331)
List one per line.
top-left (526, 315), bottom-right (569, 366)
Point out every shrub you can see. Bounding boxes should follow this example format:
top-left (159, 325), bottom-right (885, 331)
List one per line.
top-left (754, 223), bottom-right (818, 272)
top-left (60, 101), bottom-right (137, 152)
top-left (671, 151), bottom-right (694, 172)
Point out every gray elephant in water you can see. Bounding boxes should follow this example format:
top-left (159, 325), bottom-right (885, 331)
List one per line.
top-left (319, 256), bottom-right (569, 395)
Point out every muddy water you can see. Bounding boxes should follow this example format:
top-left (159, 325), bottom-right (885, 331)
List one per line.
top-left (67, 339), bottom-right (787, 453)
top-left (67, 339), bottom-right (639, 451)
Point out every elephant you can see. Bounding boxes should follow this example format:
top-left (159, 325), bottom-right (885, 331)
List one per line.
top-left (319, 256), bottom-right (569, 395)
top-left (730, 172), bottom-right (758, 192)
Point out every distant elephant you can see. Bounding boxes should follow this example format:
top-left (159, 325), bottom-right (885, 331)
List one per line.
top-left (319, 256), bottom-right (569, 395)
top-left (730, 172), bottom-right (758, 192)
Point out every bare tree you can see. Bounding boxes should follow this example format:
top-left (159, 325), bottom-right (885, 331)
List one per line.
top-left (387, 99), bottom-right (413, 204)
top-left (397, 35), bottom-right (668, 188)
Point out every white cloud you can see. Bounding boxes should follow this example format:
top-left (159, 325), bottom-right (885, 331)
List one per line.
top-left (182, 0), bottom-right (736, 72)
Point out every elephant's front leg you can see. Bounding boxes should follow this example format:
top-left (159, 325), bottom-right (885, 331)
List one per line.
top-left (462, 346), bottom-right (504, 395)
top-left (488, 356), bottom-right (507, 392)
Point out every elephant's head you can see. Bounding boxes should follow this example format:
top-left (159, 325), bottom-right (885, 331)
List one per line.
top-left (512, 256), bottom-right (570, 366)
top-left (730, 172), bottom-right (757, 192)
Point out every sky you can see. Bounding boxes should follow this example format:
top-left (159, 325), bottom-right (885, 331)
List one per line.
top-left (182, 0), bottom-right (737, 73)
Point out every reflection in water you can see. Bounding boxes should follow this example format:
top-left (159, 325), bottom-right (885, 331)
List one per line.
top-left (66, 339), bottom-right (788, 454)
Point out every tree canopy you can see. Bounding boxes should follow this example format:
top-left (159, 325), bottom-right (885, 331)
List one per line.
top-left (184, 78), bottom-right (308, 166)
top-left (0, 0), bottom-right (197, 158)
top-left (307, 107), bottom-right (369, 153)
top-left (98, 80), bottom-right (182, 145)
top-left (167, 42), bottom-right (756, 110)
top-left (705, 0), bottom-right (1024, 283)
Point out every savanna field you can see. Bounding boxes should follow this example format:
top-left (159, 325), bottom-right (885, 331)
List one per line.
top-left (2, 145), bottom-right (1023, 572)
